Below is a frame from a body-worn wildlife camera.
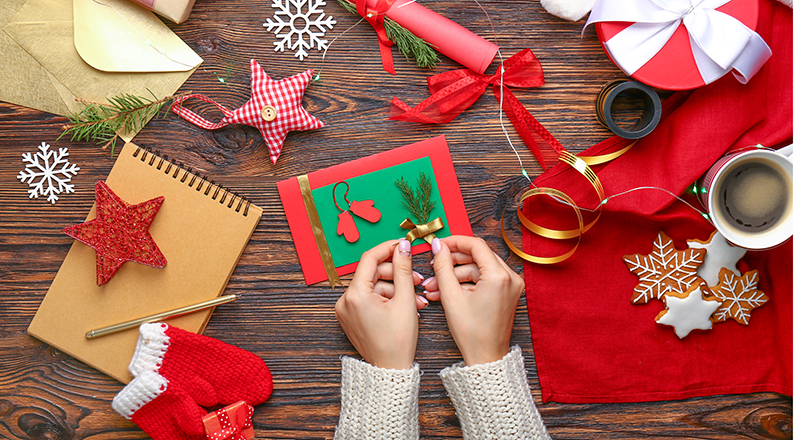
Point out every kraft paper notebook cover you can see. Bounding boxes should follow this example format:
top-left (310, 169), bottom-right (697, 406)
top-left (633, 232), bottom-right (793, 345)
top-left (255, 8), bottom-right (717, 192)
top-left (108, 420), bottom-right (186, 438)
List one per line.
top-left (278, 135), bottom-right (472, 285)
top-left (28, 142), bottom-right (262, 384)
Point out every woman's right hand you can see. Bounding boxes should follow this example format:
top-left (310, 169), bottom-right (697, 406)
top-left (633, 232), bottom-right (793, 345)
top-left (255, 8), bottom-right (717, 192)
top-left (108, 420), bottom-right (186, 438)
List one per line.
top-left (423, 236), bottom-right (524, 366)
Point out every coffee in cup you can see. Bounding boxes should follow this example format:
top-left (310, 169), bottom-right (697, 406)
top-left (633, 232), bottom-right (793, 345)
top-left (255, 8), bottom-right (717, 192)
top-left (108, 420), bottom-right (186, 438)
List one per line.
top-left (699, 145), bottom-right (793, 250)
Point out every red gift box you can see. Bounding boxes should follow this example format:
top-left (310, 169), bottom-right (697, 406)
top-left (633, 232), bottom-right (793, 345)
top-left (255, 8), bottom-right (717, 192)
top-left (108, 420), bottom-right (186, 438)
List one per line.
top-left (203, 401), bottom-right (255, 440)
top-left (586, 0), bottom-right (769, 90)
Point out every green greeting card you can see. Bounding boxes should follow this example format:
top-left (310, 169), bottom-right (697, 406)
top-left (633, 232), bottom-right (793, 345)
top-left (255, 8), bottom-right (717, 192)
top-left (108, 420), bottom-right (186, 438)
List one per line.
top-left (311, 157), bottom-right (451, 267)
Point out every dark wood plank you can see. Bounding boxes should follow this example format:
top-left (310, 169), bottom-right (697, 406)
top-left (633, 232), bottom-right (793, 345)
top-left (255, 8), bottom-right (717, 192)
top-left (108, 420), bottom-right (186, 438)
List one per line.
top-left (0, 0), bottom-right (791, 438)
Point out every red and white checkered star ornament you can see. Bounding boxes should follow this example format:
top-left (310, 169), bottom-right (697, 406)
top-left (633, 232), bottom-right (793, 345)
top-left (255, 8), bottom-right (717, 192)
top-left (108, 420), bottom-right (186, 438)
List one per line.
top-left (172, 59), bottom-right (324, 164)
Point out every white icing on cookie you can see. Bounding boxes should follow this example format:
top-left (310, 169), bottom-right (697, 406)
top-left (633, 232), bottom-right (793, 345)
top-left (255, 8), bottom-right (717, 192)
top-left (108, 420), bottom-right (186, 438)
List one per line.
top-left (687, 230), bottom-right (747, 287)
top-left (656, 286), bottom-right (721, 339)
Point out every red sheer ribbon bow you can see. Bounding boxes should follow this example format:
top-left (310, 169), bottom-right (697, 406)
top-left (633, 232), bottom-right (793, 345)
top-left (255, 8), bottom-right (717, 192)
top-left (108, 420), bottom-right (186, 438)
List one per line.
top-left (389, 49), bottom-right (564, 169)
top-left (356, 0), bottom-right (397, 75)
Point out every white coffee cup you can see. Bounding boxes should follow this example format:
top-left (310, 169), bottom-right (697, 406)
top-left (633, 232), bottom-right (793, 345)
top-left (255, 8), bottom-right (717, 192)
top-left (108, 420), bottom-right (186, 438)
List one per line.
top-left (699, 145), bottom-right (793, 250)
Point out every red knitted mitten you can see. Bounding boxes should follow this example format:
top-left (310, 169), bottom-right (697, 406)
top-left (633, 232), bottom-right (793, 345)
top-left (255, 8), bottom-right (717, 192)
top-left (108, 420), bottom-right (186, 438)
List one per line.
top-left (112, 369), bottom-right (206, 440)
top-left (128, 322), bottom-right (273, 408)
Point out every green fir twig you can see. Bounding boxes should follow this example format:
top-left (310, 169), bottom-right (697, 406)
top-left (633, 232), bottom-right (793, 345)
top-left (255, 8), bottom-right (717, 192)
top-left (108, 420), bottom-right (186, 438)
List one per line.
top-left (396, 172), bottom-right (436, 224)
top-left (59, 90), bottom-right (188, 156)
top-left (336, 0), bottom-right (439, 68)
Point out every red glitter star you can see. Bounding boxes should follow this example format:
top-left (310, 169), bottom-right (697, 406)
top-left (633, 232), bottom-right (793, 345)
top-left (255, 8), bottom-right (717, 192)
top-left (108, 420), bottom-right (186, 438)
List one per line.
top-left (171, 59), bottom-right (324, 164)
top-left (63, 181), bottom-right (166, 286)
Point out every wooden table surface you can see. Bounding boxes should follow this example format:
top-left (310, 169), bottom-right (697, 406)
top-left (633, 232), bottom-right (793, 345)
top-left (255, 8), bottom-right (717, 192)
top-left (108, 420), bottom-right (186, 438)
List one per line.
top-left (0, 0), bottom-right (792, 438)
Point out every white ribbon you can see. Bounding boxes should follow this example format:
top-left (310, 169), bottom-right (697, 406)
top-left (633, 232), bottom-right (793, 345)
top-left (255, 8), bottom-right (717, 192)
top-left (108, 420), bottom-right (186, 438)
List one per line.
top-left (583, 0), bottom-right (771, 85)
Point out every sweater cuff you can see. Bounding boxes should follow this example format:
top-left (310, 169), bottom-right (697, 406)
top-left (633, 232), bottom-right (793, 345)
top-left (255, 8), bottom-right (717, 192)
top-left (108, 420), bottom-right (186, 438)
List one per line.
top-left (440, 346), bottom-right (550, 440)
top-left (334, 356), bottom-right (420, 440)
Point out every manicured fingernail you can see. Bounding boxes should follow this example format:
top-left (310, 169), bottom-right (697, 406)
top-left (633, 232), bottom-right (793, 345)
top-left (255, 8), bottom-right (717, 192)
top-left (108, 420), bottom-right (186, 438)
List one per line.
top-left (429, 259), bottom-right (434, 266)
top-left (398, 238), bottom-right (411, 256)
top-left (421, 277), bottom-right (434, 288)
top-left (413, 271), bottom-right (423, 281)
top-left (431, 238), bottom-right (442, 255)
top-left (416, 311), bottom-right (420, 317)
top-left (418, 295), bottom-right (429, 305)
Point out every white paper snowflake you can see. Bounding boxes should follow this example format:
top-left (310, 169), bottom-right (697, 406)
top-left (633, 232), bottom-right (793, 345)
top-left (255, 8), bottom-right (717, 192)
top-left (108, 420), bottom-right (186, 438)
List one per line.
top-left (17, 142), bottom-right (80, 204)
top-left (264, 0), bottom-right (336, 61)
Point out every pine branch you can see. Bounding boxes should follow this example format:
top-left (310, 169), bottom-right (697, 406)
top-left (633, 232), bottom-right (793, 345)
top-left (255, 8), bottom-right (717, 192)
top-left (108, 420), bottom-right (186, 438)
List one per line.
top-left (336, 0), bottom-right (439, 68)
top-left (396, 172), bottom-right (436, 224)
top-left (59, 91), bottom-right (188, 156)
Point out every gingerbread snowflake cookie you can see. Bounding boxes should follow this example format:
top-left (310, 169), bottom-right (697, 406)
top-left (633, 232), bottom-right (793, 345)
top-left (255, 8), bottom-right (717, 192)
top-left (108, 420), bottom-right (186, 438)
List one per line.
top-left (687, 230), bottom-right (747, 287)
top-left (623, 231), bottom-right (706, 305)
top-left (655, 280), bottom-right (721, 339)
top-left (708, 268), bottom-right (768, 325)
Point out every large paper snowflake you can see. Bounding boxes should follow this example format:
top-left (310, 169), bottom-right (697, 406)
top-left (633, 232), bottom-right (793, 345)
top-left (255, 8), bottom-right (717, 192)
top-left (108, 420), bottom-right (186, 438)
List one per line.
top-left (623, 231), bottom-right (706, 305)
top-left (709, 268), bottom-right (768, 325)
top-left (17, 142), bottom-right (80, 204)
top-left (264, 0), bottom-right (336, 61)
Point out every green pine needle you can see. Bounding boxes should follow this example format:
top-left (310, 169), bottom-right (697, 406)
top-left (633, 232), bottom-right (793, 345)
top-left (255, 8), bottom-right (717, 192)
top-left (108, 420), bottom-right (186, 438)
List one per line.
top-left (336, 0), bottom-right (439, 68)
top-left (396, 172), bottom-right (436, 224)
top-left (59, 90), bottom-right (185, 156)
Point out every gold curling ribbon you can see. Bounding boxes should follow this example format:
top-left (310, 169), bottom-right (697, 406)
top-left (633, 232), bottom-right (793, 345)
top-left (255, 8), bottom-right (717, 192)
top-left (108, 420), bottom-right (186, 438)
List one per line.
top-left (400, 217), bottom-right (444, 244)
top-left (503, 187), bottom-right (584, 264)
top-left (298, 175), bottom-right (342, 288)
top-left (503, 141), bottom-right (637, 264)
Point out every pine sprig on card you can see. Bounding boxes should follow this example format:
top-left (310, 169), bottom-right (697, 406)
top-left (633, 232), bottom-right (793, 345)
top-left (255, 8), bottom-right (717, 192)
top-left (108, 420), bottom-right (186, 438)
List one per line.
top-left (59, 91), bottom-right (186, 156)
top-left (396, 172), bottom-right (435, 224)
top-left (336, 0), bottom-right (439, 68)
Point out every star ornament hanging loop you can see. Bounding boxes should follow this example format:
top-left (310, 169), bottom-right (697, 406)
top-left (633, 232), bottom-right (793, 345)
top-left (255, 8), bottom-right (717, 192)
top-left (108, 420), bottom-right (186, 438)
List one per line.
top-left (63, 181), bottom-right (167, 286)
top-left (172, 59), bottom-right (324, 164)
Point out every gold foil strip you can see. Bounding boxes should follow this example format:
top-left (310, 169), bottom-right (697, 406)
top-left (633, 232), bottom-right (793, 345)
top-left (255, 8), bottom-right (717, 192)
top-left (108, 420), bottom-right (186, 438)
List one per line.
top-left (298, 175), bottom-right (342, 288)
top-left (400, 217), bottom-right (444, 244)
top-left (503, 141), bottom-right (637, 264)
top-left (580, 139), bottom-right (638, 165)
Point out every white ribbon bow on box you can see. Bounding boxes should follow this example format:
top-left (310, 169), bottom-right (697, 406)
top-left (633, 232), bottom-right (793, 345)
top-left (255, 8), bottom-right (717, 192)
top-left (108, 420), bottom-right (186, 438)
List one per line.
top-left (584, 0), bottom-right (772, 85)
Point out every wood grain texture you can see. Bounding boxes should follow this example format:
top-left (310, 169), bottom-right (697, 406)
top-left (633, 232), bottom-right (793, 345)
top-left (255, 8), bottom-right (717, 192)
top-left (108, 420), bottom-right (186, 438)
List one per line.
top-left (0, 0), bottom-right (791, 438)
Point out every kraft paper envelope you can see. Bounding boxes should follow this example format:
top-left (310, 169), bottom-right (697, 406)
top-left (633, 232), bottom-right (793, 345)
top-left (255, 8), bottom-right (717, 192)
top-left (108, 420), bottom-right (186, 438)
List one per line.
top-left (1, 0), bottom-right (201, 133)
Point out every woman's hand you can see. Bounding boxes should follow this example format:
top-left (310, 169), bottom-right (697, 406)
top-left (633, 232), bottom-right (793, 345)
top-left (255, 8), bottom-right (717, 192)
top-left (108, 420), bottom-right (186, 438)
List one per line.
top-left (334, 239), bottom-right (426, 369)
top-left (423, 236), bottom-right (524, 366)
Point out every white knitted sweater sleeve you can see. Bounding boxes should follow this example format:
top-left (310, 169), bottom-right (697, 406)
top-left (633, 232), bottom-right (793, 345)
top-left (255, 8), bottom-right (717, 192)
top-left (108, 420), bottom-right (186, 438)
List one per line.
top-left (334, 356), bottom-right (420, 440)
top-left (440, 346), bottom-right (551, 440)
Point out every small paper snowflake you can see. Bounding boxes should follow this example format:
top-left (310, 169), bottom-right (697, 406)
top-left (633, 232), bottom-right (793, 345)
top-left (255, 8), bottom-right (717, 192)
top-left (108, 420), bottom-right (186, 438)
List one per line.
top-left (709, 268), bottom-right (768, 325)
top-left (264, 0), bottom-right (336, 61)
top-left (17, 142), bottom-right (80, 204)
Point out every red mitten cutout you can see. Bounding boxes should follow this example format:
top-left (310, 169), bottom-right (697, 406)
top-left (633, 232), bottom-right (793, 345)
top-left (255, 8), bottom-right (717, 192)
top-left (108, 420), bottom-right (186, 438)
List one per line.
top-left (337, 210), bottom-right (359, 243)
top-left (349, 199), bottom-right (382, 223)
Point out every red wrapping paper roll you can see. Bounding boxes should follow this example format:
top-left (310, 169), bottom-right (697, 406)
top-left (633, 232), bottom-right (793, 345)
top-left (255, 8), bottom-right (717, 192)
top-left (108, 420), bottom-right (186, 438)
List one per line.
top-left (367, 0), bottom-right (499, 73)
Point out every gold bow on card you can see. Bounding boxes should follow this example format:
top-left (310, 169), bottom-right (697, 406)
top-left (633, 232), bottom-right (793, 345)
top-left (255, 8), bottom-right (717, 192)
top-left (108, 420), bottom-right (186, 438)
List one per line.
top-left (400, 217), bottom-right (444, 244)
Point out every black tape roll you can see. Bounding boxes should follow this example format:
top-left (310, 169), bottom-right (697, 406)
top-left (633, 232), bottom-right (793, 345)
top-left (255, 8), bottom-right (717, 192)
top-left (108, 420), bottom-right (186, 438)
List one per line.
top-left (595, 79), bottom-right (662, 139)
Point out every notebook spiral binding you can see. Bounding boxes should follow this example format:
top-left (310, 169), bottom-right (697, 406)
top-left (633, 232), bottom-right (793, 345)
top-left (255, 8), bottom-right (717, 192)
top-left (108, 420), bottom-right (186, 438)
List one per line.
top-left (132, 145), bottom-right (251, 217)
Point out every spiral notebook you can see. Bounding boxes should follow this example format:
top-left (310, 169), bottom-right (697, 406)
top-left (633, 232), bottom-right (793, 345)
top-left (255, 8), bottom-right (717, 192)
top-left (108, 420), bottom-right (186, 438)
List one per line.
top-left (28, 142), bottom-right (262, 383)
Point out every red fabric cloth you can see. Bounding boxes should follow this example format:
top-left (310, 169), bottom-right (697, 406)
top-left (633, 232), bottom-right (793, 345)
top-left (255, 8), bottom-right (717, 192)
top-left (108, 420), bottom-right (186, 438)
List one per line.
top-left (523, 0), bottom-right (792, 404)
